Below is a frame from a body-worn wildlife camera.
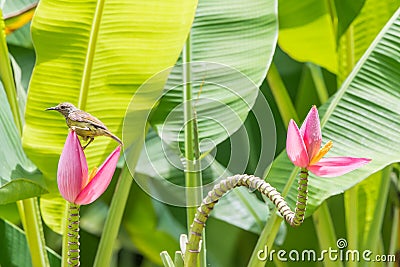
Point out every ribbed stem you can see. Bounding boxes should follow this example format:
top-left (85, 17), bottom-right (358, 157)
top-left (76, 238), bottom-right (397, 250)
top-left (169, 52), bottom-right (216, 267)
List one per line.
top-left (67, 204), bottom-right (80, 267)
top-left (184, 170), bottom-right (309, 267)
top-left (292, 168), bottom-right (309, 225)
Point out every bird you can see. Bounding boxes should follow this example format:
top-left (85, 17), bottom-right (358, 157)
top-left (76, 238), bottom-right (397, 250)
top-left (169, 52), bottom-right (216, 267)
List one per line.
top-left (46, 102), bottom-right (122, 149)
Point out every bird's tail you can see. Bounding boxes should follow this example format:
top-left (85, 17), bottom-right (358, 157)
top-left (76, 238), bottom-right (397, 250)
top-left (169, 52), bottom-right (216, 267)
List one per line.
top-left (105, 130), bottom-right (123, 145)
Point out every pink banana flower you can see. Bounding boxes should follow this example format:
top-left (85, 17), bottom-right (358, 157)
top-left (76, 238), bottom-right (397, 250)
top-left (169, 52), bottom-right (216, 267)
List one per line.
top-left (57, 131), bottom-right (121, 205)
top-left (286, 106), bottom-right (370, 177)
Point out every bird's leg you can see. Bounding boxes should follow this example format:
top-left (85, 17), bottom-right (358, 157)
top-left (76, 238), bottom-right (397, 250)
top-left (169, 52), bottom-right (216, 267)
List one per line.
top-left (70, 126), bottom-right (93, 149)
top-left (82, 137), bottom-right (94, 150)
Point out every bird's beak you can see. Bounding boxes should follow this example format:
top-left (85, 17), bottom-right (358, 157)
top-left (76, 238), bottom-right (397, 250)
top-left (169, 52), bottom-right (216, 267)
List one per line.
top-left (45, 106), bottom-right (57, 111)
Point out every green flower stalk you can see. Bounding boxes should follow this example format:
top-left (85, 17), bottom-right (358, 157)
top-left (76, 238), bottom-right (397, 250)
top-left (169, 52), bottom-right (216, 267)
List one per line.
top-left (66, 204), bottom-right (80, 267)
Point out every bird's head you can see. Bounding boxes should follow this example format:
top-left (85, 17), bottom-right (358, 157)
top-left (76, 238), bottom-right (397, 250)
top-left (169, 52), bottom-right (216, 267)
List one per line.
top-left (46, 102), bottom-right (78, 117)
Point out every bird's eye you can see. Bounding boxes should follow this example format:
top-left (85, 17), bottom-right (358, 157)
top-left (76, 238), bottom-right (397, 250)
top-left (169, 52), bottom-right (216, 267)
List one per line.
top-left (60, 105), bottom-right (66, 109)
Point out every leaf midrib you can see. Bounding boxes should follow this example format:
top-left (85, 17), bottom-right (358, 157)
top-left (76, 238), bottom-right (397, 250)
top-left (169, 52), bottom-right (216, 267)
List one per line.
top-left (78, 0), bottom-right (106, 110)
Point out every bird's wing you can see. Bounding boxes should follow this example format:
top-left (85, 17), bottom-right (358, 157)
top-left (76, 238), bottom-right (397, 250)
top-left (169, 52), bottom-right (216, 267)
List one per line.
top-left (69, 110), bottom-right (108, 130)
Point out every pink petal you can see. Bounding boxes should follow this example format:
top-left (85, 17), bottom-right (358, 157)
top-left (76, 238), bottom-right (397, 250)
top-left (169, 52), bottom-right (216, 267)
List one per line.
top-left (75, 146), bottom-right (121, 205)
top-left (308, 157), bottom-right (371, 177)
top-left (57, 131), bottom-right (88, 203)
top-left (286, 120), bottom-right (309, 168)
top-left (299, 106), bottom-right (322, 160)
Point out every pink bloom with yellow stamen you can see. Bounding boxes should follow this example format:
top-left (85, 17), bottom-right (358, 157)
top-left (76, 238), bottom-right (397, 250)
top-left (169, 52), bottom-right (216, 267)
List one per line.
top-left (57, 131), bottom-right (121, 205)
top-left (286, 106), bottom-right (370, 177)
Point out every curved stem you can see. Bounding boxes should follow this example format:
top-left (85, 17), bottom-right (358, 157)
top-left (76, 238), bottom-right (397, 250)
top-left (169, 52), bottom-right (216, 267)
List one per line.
top-left (184, 171), bottom-right (309, 267)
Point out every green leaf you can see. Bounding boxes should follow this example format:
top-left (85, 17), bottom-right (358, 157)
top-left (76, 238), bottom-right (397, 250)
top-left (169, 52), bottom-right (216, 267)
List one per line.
top-left (0, 10), bottom-right (23, 133)
top-left (80, 201), bottom-right (109, 236)
top-left (123, 181), bottom-right (180, 266)
top-left (0, 203), bottom-right (19, 224)
top-left (150, 0), bottom-right (277, 150)
top-left (22, 0), bottom-right (198, 192)
top-left (267, 63), bottom-right (299, 126)
top-left (39, 194), bottom-right (66, 235)
top-left (278, 0), bottom-right (375, 75)
top-left (266, 8), bottom-right (400, 216)
top-left (0, 83), bottom-right (47, 204)
top-left (212, 187), bottom-right (268, 234)
top-left (2, 0), bottom-right (36, 48)
top-left (337, 0), bottom-right (399, 83)
top-left (135, 131), bottom-right (268, 234)
top-left (8, 45), bottom-right (35, 90)
top-left (10, 55), bottom-right (27, 123)
top-left (344, 168), bottom-right (391, 252)
top-left (295, 65), bottom-right (320, 119)
top-left (0, 219), bottom-right (61, 267)
top-left (160, 251), bottom-right (175, 267)
top-left (334, 0), bottom-right (366, 39)
top-left (278, 0), bottom-right (337, 73)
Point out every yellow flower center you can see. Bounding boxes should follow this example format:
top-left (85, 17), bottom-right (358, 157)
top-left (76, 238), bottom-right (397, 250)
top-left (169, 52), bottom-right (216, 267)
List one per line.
top-left (310, 141), bottom-right (333, 165)
top-left (88, 166), bottom-right (99, 183)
